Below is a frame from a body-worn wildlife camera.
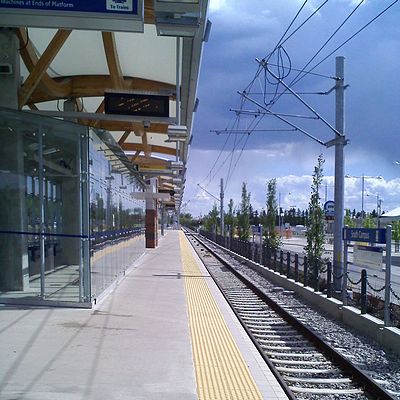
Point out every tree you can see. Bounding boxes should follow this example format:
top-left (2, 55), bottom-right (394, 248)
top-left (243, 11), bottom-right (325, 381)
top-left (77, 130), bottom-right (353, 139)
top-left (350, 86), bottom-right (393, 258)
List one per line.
top-left (362, 213), bottom-right (376, 228)
top-left (344, 208), bottom-right (355, 228)
top-left (237, 182), bottom-right (251, 240)
top-left (304, 154), bottom-right (326, 283)
top-left (203, 203), bottom-right (218, 233)
top-left (180, 213), bottom-right (196, 229)
top-left (225, 198), bottom-right (236, 238)
top-left (263, 178), bottom-right (280, 250)
top-left (392, 220), bottom-right (400, 252)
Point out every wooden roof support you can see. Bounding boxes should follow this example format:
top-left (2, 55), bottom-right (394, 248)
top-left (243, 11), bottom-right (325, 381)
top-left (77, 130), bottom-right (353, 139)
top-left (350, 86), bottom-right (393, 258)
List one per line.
top-left (28, 75), bottom-right (175, 104)
top-left (135, 155), bottom-right (169, 168)
top-left (19, 29), bottom-right (72, 107)
top-left (121, 143), bottom-right (176, 156)
top-left (102, 32), bottom-right (125, 90)
top-left (131, 150), bottom-right (141, 162)
top-left (118, 131), bottom-right (131, 146)
top-left (141, 130), bottom-right (151, 158)
top-left (16, 28), bottom-right (70, 101)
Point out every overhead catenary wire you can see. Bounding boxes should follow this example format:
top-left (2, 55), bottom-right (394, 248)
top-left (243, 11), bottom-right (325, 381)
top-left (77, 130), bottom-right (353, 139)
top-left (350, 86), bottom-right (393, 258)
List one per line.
top-left (194, 0), bottom-right (398, 211)
top-left (304, 0), bottom-right (399, 76)
top-left (274, 0), bottom-right (329, 51)
top-left (225, 133), bottom-right (251, 190)
top-left (199, 0), bottom-right (325, 193)
top-left (265, 0), bottom-right (366, 109)
top-left (264, 0), bottom-right (309, 62)
top-left (235, 0), bottom-right (396, 150)
top-left (238, 90), bottom-right (325, 145)
top-left (199, 114), bottom-right (240, 187)
top-left (286, 0), bottom-right (366, 89)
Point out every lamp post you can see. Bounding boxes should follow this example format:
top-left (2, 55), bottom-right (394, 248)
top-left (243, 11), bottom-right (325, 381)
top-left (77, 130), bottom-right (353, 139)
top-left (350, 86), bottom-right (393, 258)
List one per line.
top-left (278, 192), bottom-right (291, 235)
top-left (366, 193), bottom-right (383, 228)
top-left (345, 174), bottom-right (383, 225)
top-left (197, 181), bottom-right (224, 237)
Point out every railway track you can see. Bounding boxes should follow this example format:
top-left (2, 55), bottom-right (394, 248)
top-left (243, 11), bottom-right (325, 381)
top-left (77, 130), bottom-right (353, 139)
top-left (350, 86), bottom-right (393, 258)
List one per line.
top-left (185, 230), bottom-right (396, 400)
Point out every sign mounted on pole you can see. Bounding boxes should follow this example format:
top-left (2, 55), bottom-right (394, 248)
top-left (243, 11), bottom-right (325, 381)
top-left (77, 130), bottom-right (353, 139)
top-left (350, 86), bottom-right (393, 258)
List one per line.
top-left (324, 200), bottom-right (335, 219)
top-left (0, 0), bottom-right (144, 32)
top-left (342, 227), bottom-right (386, 244)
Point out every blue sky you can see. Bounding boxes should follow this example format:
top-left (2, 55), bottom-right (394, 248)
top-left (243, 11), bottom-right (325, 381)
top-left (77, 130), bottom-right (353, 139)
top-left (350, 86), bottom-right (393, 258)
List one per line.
top-left (184, 0), bottom-right (400, 217)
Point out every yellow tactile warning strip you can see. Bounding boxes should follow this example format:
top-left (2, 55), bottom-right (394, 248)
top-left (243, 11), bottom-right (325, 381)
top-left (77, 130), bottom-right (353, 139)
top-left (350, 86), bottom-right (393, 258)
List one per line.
top-left (179, 232), bottom-right (263, 400)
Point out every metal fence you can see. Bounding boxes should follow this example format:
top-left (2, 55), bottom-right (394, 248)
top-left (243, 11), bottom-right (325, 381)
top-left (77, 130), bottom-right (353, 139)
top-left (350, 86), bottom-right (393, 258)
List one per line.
top-left (199, 229), bottom-right (400, 327)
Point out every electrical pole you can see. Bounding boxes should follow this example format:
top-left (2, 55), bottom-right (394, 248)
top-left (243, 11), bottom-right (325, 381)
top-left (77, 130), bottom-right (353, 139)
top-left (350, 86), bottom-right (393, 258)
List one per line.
top-left (361, 174), bottom-right (365, 224)
top-left (333, 56), bottom-right (347, 292)
top-left (220, 178), bottom-right (224, 237)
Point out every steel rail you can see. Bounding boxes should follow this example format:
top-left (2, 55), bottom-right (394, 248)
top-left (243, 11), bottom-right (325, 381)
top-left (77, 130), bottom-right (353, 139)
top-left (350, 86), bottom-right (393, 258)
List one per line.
top-left (186, 231), bottom-right (395, 400)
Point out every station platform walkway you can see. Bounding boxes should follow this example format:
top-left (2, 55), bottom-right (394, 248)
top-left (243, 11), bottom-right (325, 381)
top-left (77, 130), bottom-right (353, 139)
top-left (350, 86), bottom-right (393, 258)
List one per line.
top-left (0, 230), bottom-right (288, 400)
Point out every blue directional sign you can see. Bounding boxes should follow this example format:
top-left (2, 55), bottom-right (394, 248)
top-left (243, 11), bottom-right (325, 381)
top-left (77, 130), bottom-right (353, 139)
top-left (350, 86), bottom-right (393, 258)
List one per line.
top-left (324, 200), bottom-right (335, 219)
top-left (342, 227), bottom-right (386, 244)
top-left (0, 0), bottom-right (144, 32)
top-left (0, 0), bottom-right (139, 15)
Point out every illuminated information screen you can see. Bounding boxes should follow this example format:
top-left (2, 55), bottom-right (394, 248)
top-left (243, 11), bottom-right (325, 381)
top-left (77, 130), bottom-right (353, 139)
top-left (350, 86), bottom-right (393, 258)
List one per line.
top-left (104, 93), bottom-right (170, 118)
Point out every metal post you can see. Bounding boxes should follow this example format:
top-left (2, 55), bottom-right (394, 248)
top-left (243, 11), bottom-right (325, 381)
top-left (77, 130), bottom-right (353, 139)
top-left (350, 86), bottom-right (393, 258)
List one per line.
top-left (161, 205), bottom-right (165, 236)
top-left (361, 174), bottom-right (365, 224)
top-left (333, 56), bottom-right (346, 292)
top-left (384, 225), bottom-right (392, 326)
top-left (342, 238), bottom-right (348, 305)
top-left (327, 262), bottom-right (332, 298)
top-left (176, 37), bottom-right (181, 125)
top-left (294, 253), bottom-right (299, 282)
top-left (361, 269), bottom-right (367, 314)
top-left (175, 37), bottom-right (181, 227)
top-left (280, 250), bottom-right (283, 274)
top-left (286, 251), bottom-right (290, 278)
top-left (77, 132), bottom-right (83, 302)
top-left (377, 196), bottom-right (381, 229)
top-left (80, 132), bottom-right (90, 303)
top-left (304, 256), bottom-right (308, 287)
top-left (314, 260), bottom-right (319, 292)
top-left (38, 129), bottom-right (45, 299)
top-left (278, 192), bottom-right (281, 236)
top-left (220, 178), bottom-right (224, 238)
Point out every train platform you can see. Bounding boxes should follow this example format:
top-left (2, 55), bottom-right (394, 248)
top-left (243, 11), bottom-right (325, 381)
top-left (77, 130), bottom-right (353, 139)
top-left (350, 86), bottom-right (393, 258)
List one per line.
top-left (0, 230), bottom-right (288, 400)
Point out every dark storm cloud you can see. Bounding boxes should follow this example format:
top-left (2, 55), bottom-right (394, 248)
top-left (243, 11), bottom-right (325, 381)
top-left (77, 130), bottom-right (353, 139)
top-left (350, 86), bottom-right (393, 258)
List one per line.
top-left (194, 0), bottom-right (400, 172)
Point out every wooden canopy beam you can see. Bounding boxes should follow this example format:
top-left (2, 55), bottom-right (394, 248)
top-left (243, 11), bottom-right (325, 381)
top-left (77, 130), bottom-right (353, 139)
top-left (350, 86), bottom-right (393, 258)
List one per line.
top-left (28, 75), bottom-right (175, 104)
top-left (19, 29), bottom-right (72, 107)
top-left (130, 151), bottom-right (141, 162)
top-left (135, 155), bottom-right (169, 168)
top-left (16, 28), bottom-right (70, 101)
top-left (102, 32), bottom-right (125, 90)
top-left (118, 131), bottom-right (131, 146)
top-left (121, 143), bottom-right (176, 156)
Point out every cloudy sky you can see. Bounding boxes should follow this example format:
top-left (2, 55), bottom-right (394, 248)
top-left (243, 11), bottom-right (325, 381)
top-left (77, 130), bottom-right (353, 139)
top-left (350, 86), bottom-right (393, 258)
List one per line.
top-left (183, 0), bottom-right (400, 217)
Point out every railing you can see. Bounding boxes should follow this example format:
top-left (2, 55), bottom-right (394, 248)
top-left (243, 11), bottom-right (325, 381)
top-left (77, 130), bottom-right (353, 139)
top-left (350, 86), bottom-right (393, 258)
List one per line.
top-left (198, 229), bottom-right (400, 327)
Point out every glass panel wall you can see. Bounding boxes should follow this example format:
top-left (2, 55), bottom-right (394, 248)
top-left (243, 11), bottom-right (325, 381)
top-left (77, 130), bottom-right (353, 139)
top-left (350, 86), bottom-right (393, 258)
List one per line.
top-left (0, 109), bottom-right (89, 304)
top-left (0, 109), bottom-right (145, 306)
top-left (89, 131), bottom-right (145, 301)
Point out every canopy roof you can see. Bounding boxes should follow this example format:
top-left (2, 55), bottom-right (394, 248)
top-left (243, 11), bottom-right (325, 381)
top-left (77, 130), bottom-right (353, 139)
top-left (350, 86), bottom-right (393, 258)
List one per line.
top-left (3, 0), bottom-right (209, 210)
top-left (381, 207), bottom-right (400, 219)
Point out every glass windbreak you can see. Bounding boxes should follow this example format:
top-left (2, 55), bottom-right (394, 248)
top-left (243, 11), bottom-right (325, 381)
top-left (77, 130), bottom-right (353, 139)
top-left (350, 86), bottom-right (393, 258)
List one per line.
top-left (89, 131), bottom-right (145, 301)
top-left (0, 109), bottom-right (89, 305)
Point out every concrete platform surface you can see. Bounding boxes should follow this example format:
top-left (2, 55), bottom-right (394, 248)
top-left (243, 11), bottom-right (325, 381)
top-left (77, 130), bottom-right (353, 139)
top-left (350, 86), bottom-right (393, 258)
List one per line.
top-left (0, 230), bottom-right (287, 400)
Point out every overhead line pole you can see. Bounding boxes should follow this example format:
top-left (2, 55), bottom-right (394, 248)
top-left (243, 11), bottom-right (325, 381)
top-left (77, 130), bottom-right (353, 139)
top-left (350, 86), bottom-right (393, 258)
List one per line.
top-left (332, 56), bottom-right (347, 292)
top-left (220, 178), bottom-right (224, 238)
top-left (197, 182), bottom-right (224, 237)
